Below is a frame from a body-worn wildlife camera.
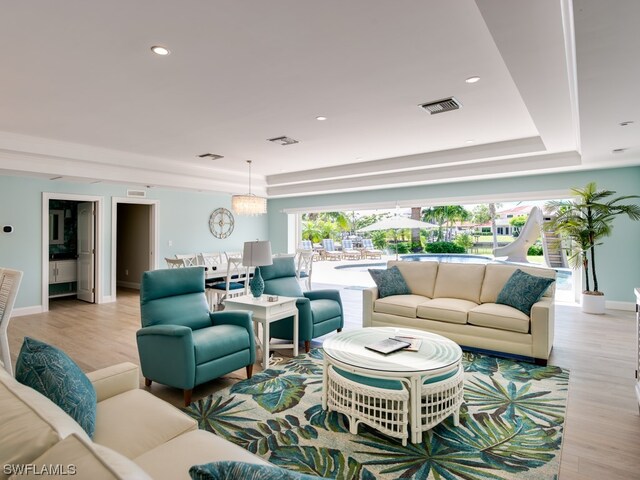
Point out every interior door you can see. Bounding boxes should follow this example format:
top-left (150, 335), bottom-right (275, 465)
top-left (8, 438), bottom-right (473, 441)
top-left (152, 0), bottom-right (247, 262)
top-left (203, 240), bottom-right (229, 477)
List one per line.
top-left (77, 202), bottom-right (95, 303)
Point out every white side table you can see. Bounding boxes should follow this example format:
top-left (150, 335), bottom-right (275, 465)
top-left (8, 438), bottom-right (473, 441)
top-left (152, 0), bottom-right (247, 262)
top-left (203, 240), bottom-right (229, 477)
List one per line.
top-left (224, 295), bottom-right (299, 369)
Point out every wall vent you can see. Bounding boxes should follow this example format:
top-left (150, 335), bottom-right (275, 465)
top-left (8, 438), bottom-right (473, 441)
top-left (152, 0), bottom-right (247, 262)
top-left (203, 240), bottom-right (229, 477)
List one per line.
top-left (419, 97), bottom-right (462, 115)
top-left (127, 189), bottom-right (147, 198)
top-left (198, 153), bottom-right (224, 160)
top-left (268, 136), bottom-right (299, 146)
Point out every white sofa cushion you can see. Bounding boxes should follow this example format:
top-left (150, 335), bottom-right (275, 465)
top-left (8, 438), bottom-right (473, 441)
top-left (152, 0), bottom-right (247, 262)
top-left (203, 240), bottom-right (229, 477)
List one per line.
top-left (374, 294), bottom-right (429, 318)
top-left (480, 264), bottom-right (556, 304)
top-left (468, 303), bottom-right (530, 333)
top-left (433, 263), bottom-right (485, 303)
top-left (387, 261), bottom-right (438, 298)
top-left (93, 389), bottom-right (197, 459)
top-left (417, 298), bottom-right (478, 324)
top-left (0, 366), bottom-right (90, 476)
top-left (10, 433), bottom-right (151, 480)
top-left (134, 430), bottom-right (268, 480)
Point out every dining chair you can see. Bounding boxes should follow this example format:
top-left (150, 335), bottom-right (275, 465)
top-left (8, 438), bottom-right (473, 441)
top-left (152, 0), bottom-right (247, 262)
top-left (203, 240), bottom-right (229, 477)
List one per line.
top-left (175, 254), bottom-right (198, 267)
top-left (295, 249), bottom-right (314, 291)
top-left (210, 253), bottom-right (249, 304)
top-left (199, 253), bottom-right (224, 309)
top-left (165, 258), bottom-right (186, 268)
top-left (0, 268), bottom-right (23, 375)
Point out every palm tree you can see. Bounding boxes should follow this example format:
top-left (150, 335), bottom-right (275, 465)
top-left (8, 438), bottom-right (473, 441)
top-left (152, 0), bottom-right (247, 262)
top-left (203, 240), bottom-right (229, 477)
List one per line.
top-left (546, 182), bottom-right (640, 293)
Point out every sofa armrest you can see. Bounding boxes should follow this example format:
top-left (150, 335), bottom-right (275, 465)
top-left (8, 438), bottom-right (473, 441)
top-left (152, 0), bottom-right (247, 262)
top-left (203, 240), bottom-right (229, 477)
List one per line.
top-left (362, 287), bottom-right (378, 327)
top-left (530, 297), bottom-right (555, 360)
top-left (86, 362), bottom-right (139, 402)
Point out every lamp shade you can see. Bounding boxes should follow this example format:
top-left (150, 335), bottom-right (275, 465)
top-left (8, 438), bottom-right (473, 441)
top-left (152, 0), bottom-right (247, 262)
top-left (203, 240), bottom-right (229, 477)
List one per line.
top-left (242, 241), bottom-right (273, 267)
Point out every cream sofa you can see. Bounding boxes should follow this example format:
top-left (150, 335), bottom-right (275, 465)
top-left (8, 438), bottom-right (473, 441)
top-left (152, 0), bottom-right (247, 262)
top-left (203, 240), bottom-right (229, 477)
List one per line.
top-left (1, 362), bottom-right (267, 479)
top-left (363, 261), bottom-right (556, 364)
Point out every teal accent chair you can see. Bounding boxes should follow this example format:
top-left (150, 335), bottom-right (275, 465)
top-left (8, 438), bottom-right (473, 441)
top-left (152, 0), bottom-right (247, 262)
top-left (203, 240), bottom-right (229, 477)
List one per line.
top-left (260, 256), bottom-right (343, 352)
top-left (137, 267), bottom-right (255, 406)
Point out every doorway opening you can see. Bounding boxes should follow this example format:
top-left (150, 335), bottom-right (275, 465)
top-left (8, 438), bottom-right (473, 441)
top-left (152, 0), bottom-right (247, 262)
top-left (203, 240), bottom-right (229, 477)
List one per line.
top-left (42, 193), bottom-right (102, 312)
top-left (111, 198), bottom-right (158, 298)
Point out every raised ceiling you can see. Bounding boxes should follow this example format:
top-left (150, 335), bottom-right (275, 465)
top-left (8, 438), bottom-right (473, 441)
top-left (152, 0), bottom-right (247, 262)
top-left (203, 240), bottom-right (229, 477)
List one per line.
top-left (0, 0), bottom-right (638, 197)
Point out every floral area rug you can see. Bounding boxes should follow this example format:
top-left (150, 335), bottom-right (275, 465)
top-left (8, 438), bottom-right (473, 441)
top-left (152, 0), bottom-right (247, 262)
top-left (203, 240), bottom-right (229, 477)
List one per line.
top-left (185, 349), bottom-right (569, 480)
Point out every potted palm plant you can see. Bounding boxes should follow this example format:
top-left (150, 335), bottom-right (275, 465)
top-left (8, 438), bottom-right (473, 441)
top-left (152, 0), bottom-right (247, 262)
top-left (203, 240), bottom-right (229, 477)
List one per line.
top-left (545, 182), bottom-right (640, 314)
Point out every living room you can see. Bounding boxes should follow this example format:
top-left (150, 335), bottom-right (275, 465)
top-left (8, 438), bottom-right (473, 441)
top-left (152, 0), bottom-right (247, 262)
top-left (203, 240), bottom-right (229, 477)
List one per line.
top-left (1, 1), bottom-right (639, 480)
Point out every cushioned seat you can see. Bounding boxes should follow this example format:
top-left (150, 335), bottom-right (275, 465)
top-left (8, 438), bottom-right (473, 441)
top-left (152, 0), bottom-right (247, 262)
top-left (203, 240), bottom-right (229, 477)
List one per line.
top-left (374, 294), bottom-right (429, 318)
top-left (310, 299), bottom-right (342, 324)
top-left (192, 325), bottom-right (251, 364)
top-left (417, 298), bottom-right (478, 324)
top-left (468, 303), bottom-right (530, 333)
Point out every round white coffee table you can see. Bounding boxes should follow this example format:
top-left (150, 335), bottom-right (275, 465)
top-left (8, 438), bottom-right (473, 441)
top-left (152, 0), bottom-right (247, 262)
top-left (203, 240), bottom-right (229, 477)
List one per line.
top-left (322, 327), bottom-right (464, 444)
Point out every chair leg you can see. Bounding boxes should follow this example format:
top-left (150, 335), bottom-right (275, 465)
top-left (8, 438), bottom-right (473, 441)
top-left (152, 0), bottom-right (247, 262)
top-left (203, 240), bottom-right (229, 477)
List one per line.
top-left (246, 364), bottom-right (253, 378)
top-left (183, 389), bottom-right (193, 407)
top-left (337, 328), bottom-right (342, 333)
top-left (144, 378), bottom-right (152, 387)
top-left (304, 340), bottom-right (311, 353)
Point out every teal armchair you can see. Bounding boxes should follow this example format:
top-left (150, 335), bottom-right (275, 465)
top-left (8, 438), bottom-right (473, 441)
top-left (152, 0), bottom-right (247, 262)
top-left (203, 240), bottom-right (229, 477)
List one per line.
top-left (137, 267), bottom-right (255, 406)
top-left (260, 256), bottom-right (343, 352)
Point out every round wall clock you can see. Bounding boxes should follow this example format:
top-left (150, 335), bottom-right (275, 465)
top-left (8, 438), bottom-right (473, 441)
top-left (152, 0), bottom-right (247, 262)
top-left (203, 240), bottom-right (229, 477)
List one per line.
top-left (209, 208), bottom-right (235, 239)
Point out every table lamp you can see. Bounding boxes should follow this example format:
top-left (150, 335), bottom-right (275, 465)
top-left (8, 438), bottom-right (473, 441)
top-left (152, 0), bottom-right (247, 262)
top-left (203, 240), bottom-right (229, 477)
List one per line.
top-left (243, 240), bottom-right (273, 298)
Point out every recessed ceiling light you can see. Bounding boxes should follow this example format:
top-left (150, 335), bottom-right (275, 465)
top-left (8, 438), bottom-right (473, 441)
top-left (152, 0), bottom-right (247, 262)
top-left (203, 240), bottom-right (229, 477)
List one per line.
top-left (356, 157), bottom-right (363, 161)
top-left (619, 121), bottom-right (634, 126)
top-left (465, 140), bottom-right (475, 144)
top-left (465, 76), bottom-right (481, 84)
top-left (150, 45), bottom-right (170, 56)
top-left (316, 116), bottom-right (327, 121)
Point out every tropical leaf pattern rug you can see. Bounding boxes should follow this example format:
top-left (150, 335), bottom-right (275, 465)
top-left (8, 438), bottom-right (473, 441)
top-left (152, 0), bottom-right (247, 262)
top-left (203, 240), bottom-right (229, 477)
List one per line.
top-left (185, 349), bottom-right (569, 480)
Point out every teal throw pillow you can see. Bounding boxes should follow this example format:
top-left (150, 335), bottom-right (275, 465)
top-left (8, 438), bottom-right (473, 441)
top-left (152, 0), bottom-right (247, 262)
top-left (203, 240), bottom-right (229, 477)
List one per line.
top-left (368, 266), bottom-right (411, 298)
top-left (15, 337), bottom-right (97, 438)
top-left (189, 461), bottom-right (324, 480)
top-left (496, 269), bottom-right (555, 315)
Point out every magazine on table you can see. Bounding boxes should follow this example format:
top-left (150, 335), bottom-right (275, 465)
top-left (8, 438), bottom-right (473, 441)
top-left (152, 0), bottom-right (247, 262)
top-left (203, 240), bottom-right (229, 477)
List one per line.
top-left (365, 337), bottom-right (411, 355)
top-left (391, 335), bottom-right (423, 352)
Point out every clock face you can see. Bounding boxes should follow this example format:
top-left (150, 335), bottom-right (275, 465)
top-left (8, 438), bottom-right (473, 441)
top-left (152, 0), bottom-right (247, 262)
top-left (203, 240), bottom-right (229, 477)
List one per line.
top-left (209, 208), bottom-right (234, 239)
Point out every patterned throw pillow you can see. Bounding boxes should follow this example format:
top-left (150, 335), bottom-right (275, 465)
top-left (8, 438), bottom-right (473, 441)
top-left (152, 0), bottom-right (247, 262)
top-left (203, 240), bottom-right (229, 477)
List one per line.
top-left (496, 269), bottom-right (555, 315)
top-left (189, 462), bottom-right (324, 480)
top-left (368, 266), bottom-right (411, 298)
top-left (15, 337), bottom-right (97, 438)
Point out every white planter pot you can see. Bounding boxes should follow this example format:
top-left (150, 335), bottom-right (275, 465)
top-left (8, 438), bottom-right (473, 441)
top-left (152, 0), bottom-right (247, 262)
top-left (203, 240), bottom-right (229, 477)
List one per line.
top-left (582, 292), bottom-right (606, 314)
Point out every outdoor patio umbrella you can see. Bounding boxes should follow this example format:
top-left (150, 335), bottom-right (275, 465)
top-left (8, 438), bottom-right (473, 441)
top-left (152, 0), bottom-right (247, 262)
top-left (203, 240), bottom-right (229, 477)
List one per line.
top-left (359, 216), bottom-right (437, 260)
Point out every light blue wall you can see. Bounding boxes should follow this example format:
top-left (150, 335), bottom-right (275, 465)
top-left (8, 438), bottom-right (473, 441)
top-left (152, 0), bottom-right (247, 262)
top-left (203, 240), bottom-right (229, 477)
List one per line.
top-left (268, 166), bottom-right (640, 303)
top-left (0, 175), bottom-right (267, 308)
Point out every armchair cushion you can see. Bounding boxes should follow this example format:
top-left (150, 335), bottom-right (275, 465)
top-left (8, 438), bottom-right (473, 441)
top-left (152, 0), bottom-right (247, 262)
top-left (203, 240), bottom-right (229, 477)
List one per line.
top-left (15, 337), bottom-right (97, 438)
top-left (262, 277), bottom-right (304, 298)
top-left (192, 325), bottom-right (252, 364)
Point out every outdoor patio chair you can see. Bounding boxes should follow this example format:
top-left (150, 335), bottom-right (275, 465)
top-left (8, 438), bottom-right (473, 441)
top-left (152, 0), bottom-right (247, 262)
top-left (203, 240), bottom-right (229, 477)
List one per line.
top-left (362, 238), bottom-right (383, 259)
top-left (260, 256), bottom-right (343, 353)
top-left (321, 239), bottom-right (342, 261)
top-left (341, 240), bottom-right (361, 260)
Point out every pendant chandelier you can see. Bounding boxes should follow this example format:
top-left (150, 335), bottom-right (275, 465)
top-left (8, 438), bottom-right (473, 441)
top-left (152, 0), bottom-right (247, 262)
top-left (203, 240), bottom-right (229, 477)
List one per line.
top-left (231, 160), bottom-right (267, 216)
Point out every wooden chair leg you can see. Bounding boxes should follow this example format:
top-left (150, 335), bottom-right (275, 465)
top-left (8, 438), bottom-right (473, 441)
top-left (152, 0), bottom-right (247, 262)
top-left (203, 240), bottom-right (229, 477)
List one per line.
top-left (304, 340), bottom-right (311, 353)
top-left (183, 389), bottom-right (193, 407)
top-left (144, 378), bottom-right (152, 387)
top-left (337, 328), bottom-right (342, 333)
top-left (246, 364), bottom-right (253, 378)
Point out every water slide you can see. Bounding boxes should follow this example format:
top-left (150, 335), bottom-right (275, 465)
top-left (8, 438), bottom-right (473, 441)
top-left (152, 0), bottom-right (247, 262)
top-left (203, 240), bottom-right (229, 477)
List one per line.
top-left (492, 206), bottom-right (543, 264)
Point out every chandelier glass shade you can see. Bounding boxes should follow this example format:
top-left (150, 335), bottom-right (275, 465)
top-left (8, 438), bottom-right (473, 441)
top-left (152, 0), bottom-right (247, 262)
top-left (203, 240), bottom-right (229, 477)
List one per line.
top-left (232, 160), bottom-right (267, 215)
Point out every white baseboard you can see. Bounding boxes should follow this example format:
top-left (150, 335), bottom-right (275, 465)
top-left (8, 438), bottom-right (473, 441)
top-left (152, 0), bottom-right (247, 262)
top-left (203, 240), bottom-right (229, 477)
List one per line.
top-left (605, 300), bottom-right (635, 312)
top-left (100, 295), bottom-right (116, 304)
top-left (13, 305), bottom-right (45, 317)
top-left (116, 281), bottom-right (140, 290)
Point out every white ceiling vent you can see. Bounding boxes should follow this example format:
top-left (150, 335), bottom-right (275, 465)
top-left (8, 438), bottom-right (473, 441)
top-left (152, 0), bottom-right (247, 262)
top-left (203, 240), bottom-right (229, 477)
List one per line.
top-left (198, 153), bottom-right (224, 160)
top-left (268, 136), bottom-right (299, 146)
top-left (127, 189), bottom-right (147, 198)
top-left (419, 97), bottom-right (462, 115)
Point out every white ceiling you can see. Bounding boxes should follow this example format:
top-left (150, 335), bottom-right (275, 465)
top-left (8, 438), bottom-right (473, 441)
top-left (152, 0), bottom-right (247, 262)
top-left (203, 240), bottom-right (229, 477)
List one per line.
top-left (0, 0), bottom-right (638, 197)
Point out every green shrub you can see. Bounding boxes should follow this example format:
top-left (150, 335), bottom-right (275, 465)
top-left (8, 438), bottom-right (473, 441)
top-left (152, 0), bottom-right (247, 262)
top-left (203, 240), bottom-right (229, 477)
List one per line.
top-left (453, 233), bottom-right (473, 252)
top-left (527, 244), bottom-right (544, 256)
top-left (388, 242), bottom-right (410, 254)
top-left (425, 241), bottom-right (465, 254)
top-left (410, 241), bottom-right (423, 253)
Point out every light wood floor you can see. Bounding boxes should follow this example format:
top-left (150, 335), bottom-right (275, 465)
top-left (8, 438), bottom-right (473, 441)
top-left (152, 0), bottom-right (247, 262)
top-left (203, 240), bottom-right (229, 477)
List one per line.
top-left (7, 287), bottom-right (640, 480)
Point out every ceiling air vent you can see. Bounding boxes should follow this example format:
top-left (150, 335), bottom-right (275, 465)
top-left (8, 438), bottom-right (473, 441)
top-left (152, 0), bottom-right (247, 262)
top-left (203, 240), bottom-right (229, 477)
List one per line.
top-left (127, 189), bottom-right (147, 198)
top-left (198, 153), bottom-right (224, 160)
top-left (419, 97), bottom-right (462, 115)
top-left (268, 136), bottom-right (299, 146)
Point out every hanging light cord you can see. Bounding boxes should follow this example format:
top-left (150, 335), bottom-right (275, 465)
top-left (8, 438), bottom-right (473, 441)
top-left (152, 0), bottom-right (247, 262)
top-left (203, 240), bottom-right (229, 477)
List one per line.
top-left (247, 160), bottom-right (253, 195)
